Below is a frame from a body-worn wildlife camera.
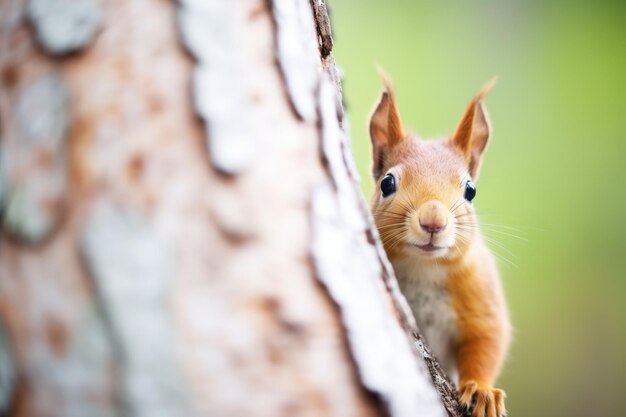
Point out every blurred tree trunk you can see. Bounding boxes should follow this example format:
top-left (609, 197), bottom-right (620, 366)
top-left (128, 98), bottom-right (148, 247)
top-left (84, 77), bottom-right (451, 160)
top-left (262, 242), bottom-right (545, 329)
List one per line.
top-left (0, 1), bottom-right (461, 416)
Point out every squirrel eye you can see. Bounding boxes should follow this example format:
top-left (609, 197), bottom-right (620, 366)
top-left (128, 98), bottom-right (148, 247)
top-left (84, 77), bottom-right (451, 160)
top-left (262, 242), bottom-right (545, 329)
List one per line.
top-left (464, 180), bottom-right (477, 202)
top-left (381, 174), bottom-right (396, 197)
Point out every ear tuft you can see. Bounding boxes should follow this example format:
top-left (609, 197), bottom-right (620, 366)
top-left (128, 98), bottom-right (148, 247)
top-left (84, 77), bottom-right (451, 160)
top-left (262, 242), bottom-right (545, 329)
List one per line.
top-left (474, 77), bottom-right (497, 103)
top-left (452, 78), bottom-right (497, 179)
top-left (368, 68), bottom-right (406, 178)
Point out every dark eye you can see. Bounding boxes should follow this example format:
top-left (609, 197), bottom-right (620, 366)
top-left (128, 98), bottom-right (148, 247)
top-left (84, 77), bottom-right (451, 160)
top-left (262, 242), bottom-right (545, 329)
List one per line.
top-left (381, 174), bottom-right (396, 197)
top-left (464, 180), bottom-right (476, 202)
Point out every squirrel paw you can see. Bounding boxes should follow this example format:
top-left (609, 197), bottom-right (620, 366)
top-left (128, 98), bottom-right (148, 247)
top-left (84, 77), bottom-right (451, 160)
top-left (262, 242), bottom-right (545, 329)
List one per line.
top-left (458, 381), bottom-right (506, 417)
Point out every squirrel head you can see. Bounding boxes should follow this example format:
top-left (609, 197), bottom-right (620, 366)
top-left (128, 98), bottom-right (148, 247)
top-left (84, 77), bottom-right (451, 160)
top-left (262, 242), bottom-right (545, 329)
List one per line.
top-left (369, 71), bottom-right (495, 262)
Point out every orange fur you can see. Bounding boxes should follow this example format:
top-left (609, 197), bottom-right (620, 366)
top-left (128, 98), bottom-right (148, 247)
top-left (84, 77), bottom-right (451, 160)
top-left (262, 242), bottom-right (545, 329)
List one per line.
top-left (369, 73), bottom-right (511, 417)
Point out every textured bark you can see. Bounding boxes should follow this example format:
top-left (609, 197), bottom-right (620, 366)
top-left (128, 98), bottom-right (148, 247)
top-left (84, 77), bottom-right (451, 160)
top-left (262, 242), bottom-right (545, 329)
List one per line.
top-left (0, 0), bottom-right (463, 416)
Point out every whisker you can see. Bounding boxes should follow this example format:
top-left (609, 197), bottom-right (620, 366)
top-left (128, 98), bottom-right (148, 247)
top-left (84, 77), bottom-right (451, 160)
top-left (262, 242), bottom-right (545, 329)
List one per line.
top-left (380, 228), bottom-right (405, 244)
top-left (455, 215), bottom-right (529, 243)
top-left (488, 250), bottom-right (518, 268)
top-left (481, 228), bottom-right (528, 242)
top-left (394, 199), bottom-right (416, 215)
top-left (373, 209), bottom-right (408, 218)
top-left (388, 233), bottom-right (408, 252)
top-left (481, 236), bottom-right (518, 259)
top-left (454, 225), bottom-right (519, 268)
top-left (382, 229), bottom-right (408, 252)
top-left (449, 198), bottom-right (466, 214)
top-left (479, 223), bottom-right (532, 234)
top-left (374, 214), bottom-right (408, 222)
top-left (376, 223), bottom-right (407, 230)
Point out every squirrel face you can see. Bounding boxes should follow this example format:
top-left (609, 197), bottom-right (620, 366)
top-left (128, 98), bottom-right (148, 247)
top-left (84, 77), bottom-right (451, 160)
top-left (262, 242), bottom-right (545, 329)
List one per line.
top-left (370, 73), bottom-right (495, 262)
top-left (372, 139), bottom-right (478, 260)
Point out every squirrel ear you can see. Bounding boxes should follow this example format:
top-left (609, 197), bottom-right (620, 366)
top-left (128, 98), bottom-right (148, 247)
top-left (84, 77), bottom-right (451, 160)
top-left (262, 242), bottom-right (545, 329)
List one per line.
top-left (369, 69), bottom-right (406, 179)
top-left (452, 78), bottom-right (496, 179)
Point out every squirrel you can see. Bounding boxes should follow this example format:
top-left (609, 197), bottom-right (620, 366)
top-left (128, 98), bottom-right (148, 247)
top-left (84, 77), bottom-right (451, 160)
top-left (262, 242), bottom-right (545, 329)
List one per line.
top-left (369, 72), bottom-right (511, 417)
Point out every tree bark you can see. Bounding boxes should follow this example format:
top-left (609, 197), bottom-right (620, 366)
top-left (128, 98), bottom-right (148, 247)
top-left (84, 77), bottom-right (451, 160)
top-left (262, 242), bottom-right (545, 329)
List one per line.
top-left (0, 1), bottom-right (462, 416)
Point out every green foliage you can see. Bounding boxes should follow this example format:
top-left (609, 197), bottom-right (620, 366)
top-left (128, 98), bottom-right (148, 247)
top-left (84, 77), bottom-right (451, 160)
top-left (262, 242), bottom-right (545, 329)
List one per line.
top-left (331, 1), bottom-right (626, 416)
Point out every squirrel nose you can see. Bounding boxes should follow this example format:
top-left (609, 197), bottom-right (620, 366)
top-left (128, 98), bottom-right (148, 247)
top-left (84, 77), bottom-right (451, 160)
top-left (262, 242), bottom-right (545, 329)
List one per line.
top-left (420, 222), bottom-right (445, 234)
top-left (417, 201), bottom-right (448, 234)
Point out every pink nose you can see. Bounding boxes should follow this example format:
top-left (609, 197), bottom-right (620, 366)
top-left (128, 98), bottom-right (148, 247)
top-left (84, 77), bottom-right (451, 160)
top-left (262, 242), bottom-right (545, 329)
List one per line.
top-left (420, 221), bottom-right (445, 234)
top-left (416, 200), bottom-right (448, 235)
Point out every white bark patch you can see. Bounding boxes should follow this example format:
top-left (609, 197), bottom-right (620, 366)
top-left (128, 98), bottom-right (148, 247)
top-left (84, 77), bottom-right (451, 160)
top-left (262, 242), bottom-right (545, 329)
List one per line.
top-left (16, 72), bottom-right (69, 148)
top-left (0, 320), bottom-right (15, 414)
top-left (272, 0), bottom-right (320, 122)
top-left (81, 203), bottom-right (193, 417)
top-left (27, 0), bottom-right (102, 55)
top-left (178, 1), bottom-right (258, 175)
top-left (3, 72), bottom-right (69, 242)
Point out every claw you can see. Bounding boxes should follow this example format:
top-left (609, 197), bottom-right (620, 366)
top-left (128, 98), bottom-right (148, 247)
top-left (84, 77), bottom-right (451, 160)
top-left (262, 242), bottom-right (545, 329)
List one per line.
top-left (458, 381), bottom-right (507, 417)
top-left (493, 388), bottom-right (506, 417)
top-left (474, 392), bottom-right (487, 417)
top-left (459, 381), bottom-right (478, 408)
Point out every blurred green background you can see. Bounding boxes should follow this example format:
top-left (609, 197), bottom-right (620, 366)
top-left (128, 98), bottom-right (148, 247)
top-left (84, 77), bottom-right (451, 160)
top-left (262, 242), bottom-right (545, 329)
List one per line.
top-left (330, 1), bottom-right (626, 416)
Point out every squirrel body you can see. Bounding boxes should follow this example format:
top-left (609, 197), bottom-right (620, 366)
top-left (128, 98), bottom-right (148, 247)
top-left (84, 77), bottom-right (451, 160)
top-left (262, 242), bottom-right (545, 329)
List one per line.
top-left (369, 73), bottom-right (511, 417)
top-left (394, 255), bottom-right (459, 381)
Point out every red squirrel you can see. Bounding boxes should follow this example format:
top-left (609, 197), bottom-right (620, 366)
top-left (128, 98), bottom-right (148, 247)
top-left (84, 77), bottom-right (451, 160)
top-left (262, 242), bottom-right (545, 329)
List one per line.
top-left (369, 72), bottom-right (511, 417)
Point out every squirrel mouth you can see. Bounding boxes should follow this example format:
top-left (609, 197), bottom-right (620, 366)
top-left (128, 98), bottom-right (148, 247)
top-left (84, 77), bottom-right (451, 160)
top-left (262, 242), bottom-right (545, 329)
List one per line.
top-left (417, 243), bottom-right (439, 252)
top-left (408, 242), bottom-right (445, 252)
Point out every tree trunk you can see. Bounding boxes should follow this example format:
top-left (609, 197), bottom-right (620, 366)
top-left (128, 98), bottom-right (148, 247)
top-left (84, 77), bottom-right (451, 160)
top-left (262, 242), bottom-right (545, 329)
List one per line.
top-left (0, 1), bottom-right (462, 416)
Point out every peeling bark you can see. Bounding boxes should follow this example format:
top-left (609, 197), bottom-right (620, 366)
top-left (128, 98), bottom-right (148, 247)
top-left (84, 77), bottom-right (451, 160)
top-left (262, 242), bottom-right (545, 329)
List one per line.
top-left (177, 1), bottom-right (259, 175)
top-left (0, 1), bottom-right (464, 416)
top-left (4, 71), bottom-right (69, 242)
top-left (27, 0), bottom-right (102, 55)
top-left (272, 0), bottom-right (320, 122)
